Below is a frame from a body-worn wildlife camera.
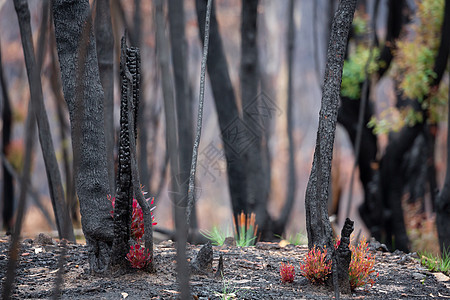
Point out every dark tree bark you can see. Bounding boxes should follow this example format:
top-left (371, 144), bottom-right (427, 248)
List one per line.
top-left (0, 42), bottom-right (14, 232)
top-left (377, 0), bottom-right (407, 78)
top-left (240, 0), bottom-right (272, 238)
top-left (95, 0), bottom-right (115, 195)
top-left (336, 218), bottom-right (354, 294)
top-left (111, 37), bottom-right (134, 269)
top-left (154, 0), bottom-right (190, 297)
top-left (196, 0), bottom-right (248, 223)
top-left (435, 0), bottom-right (450, 256)
top-left (15, 0), bottom-right (75, 242)
top-left (49, 25), bottom-right (77, 223)
top-left (53, 0), bottom-right (113, 273)
top-left (305, 0), bottom-right (357, 251)
top-left (273, 0), bottom-right (296, 235)
top-left (168, 0), bottom-right (197, 231)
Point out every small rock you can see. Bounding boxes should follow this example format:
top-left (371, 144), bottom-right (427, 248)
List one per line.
top-left (34, 233), bottom-right (55, 245)
top-left (191, 242), bottom-right (213, 274)
top-left (255, 242), bottom-right (280, 250)
top-left (23, 238), bottom-right (33, 245)
top-left (368, 238), bottom-right (389, 252)
top-left (412, 272), bottom-right (426, 280)
top-left (222, 237), bottom-right (236, 247)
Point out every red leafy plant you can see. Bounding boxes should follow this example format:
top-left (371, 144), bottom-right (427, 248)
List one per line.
top-left (299, 238), bottom-right (378, 291)
top-left (280, 262), bottom-right (295, 283)
top-left (108, 192), bottom-right (157, 240)
top-left (349, 238), bottom-right (378, 291)
top-left (299, 245), bottom-right (332, 284)
top-left (126, 244), bottom-right (151, 269)
top-left (108, 190), bottom-right (157, 268)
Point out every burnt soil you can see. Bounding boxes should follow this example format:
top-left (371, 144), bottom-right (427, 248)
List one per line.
top-left (0, 235), bottom-right (449, 299)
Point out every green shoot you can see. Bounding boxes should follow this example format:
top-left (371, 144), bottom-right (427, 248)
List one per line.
top-left (419, 247), bottom-right (450, 275)
top-left (233, 212), bottom-right (258, 247)
top-left (200, 226), bottom-right (231, 246)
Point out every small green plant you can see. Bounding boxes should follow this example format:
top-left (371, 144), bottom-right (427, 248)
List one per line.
top-left (349, 238), bottom-right (379, 291)
top-left (299, 245), bottom-right (332, 284)
top-left (419, 248), bottom-right (450, 276)
top-left (233, 212), bottom-right (258, 247)
top-left (201, 226), bottom-right (231, 246)
top-left (280, 262), bottom-right (295, 283)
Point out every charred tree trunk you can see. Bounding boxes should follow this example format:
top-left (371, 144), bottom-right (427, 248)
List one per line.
top-left (196, 0), bottom-right (248, 223)
top-left (155, 0), bottom-right (190, 297)
top-left (53, 0), bottom-right (113, 273)
top-left (273, 0), bottom-right (296, 236)
top-left (168, 0), bottom-right (197, 232)
top-left (305, 0), bottom-right (357, 251)
top-left (15, 0), bottom-right (75, 242)
top-left (435, 0), bottom-right (450, 256)
top-left (95, 0), bottom-right (115, 195)
top-left (240, 0), bottom-right (272, 238)
top-left (0, 42), bottom-right (14, 232)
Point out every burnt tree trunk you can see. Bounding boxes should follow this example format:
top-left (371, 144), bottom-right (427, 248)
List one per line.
top-left (95, 0), bottom-right (115, 195)
top-left (435, 0), bottom-right (450, 255)
top-left (168, 0), bottom-right (197, 231)
top-left (0, 42), bottom-right (14, 232)
top-left (196, 0), bottom-right (248, 223)
top-left (15, 0), bottom-right (75, 242)
top-left (240, 0), bottom-right (272, 238)
top-left (273, 0), bottom-right (297, 235)
top-left (53, 0), bottom-right (113, 273)
top-left (305, 0), bottom-right (357, 251)
top-left (155, 0), bottom-right (190, 298)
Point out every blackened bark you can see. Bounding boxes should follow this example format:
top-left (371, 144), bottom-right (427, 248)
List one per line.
top-left (49, 27), bottom-right (77, 223)
top-left (377, 0), bottom-right (406, 78)
top-left (111, 37), bottom-right (133, 268)
top-left (336, 218), bottom-right (354, 294)
top-left (53, 0), bottom-right (113, 273)
top-left (168, 0), bottom-right (196, 230)
top-left (273, 0), bottom-right (296, 235)
top-left (305, 0), bottom-right (357, 251)
top-left (95, 0), bottom-right (115, 195)
top-left (196, 0), bottom-right (248, 223)
top-left (0, 42), bottom-right (14, 232)
top-left (240, 0), bottom-right (272, 238)
top-left (126, 46), bottom-right (154, 271)
top-left (154, 1), bottom-right (190, 298)
top-left (435, 0), bottom-right (450, 255)
top-left (2, 104), bottom-right (36, 300)
top-left (15, 0), bottom-right (75, 242)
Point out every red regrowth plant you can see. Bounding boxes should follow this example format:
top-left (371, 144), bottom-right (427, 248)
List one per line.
top-left (299, 245), bottom-right (332, 284)
top-left (126, 244), bottom-right (151, 269)
top-left (108, 191), bottom-right (157, 241)
top-left (280, 262), bottom-right (295, 283)
top-left (349, 238), bottom-right (379, 291)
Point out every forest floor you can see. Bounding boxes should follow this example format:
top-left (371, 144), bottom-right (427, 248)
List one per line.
top-left (0, 234), bottom-right (449, 300)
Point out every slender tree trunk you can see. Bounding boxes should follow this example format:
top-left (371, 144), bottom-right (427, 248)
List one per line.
top-left (0, 42), bottom-right (14, 232)
top-left (305, 0), bottom-right (357, 251)
top-left (95, 0), bottom-right (115, 195)
top-left (274, 0), bottom-right (296, 235)
top-left (196, 0), bottom-right (248, 223)
top-left (240, 0), bottom-right (273, 238)
top-left (15, 0), bottom-right (75, 242)
top-left (168, 0), bottom-right (197, 231)
top-left (154, 1), bottom-right (190, 298)
top-left (435, 0), bottom-right (450, 255)
top-left (53, 0), bottom-right (113, 273)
